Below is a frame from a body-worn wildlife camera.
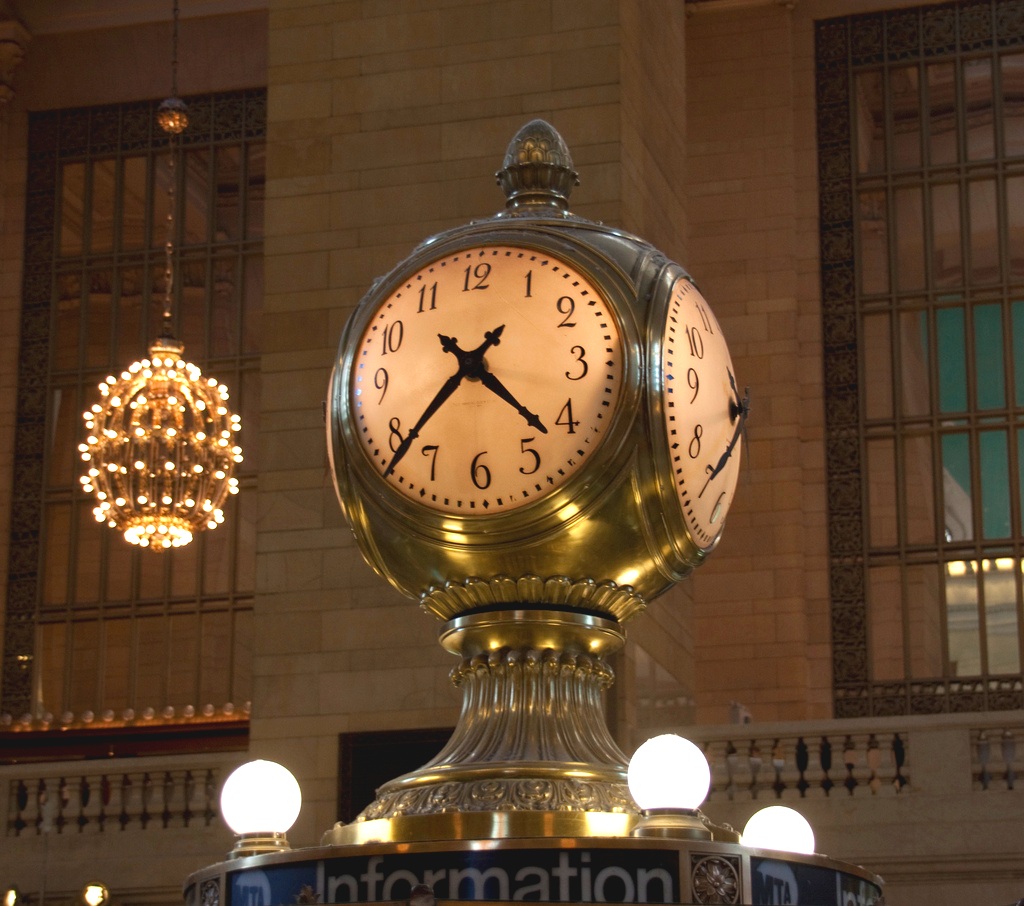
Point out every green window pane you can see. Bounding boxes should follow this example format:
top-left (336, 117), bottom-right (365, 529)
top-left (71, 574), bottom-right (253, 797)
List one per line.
top-left (1017, 427), bottom-right (1024, 534)
top-left (974, 303), bottom-right (1005, 409)
top-left (937, 307), bottom-right (967, 411)
top-left (1013, 302), bottom-right (1024, 405)
top-left (979, 430), bottom-right (1011, 538)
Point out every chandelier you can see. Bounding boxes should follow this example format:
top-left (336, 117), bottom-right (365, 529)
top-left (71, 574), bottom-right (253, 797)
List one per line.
top-left (78, 0), bottom-right (242, 551)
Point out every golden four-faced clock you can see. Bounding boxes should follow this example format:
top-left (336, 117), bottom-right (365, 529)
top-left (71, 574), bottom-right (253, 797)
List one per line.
top-left (328, 121), bottom-right (746, 618)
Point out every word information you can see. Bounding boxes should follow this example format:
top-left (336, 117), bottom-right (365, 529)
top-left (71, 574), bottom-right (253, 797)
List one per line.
top-left (229, 848), bottom-right (679, 904)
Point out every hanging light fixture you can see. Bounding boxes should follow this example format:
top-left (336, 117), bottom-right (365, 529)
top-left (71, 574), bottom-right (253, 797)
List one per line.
top-left (79, 0), bottom-right (242, 551)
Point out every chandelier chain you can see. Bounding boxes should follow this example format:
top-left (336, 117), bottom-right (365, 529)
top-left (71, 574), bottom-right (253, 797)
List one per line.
top-left (170, 0), bottom-right (180, 99)
top-left (162, 136), bottom-right (177, 331)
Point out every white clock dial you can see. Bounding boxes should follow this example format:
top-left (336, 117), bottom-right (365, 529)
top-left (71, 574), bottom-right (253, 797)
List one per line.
top-left (661, 276), bottom-right (745, 550)
top-left (349, 245), bottom-right (624, 514)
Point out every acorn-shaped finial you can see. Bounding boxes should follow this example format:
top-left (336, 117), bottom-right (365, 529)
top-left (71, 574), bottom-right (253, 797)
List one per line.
top-left (496, 119), bottom-right (579, 212)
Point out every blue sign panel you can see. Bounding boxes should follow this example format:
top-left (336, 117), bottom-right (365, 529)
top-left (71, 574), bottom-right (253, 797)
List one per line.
top-left (229, 848), bottom-right (680, 904)
top-left (751, 858), bottom-right (882, 906)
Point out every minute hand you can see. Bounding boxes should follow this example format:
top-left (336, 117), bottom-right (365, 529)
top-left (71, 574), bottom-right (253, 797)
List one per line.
top-left (477, 370), bottom-right (548, 433)
top-left (698, 369), bottom-right (748, 498)
top-left (698, 413), bottom-right (743, 498)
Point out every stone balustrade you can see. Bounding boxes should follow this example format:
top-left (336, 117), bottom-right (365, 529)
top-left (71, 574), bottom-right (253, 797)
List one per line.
top-left (3, 752), bottom-right (231, 836)
top-left (671, 712), bottom-right (1023, 902)
top-left (701, 729), bottom-right (910, 802)
top-left (652, 709), bottom-right (1021, 803)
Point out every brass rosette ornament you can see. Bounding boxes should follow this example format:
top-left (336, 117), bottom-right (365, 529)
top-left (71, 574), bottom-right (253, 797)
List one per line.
top-left (327, 121), bottom-right (746, 842)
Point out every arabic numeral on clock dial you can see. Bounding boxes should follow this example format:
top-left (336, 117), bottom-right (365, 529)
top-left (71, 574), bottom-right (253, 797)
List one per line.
top-left (381, 320), bottom-right (403, 355)
top-left (519, 438), bottom-right (540, 475)
top-left (556, 399), bottom-right (580, 434)
top-left (417, 282), bottom-right (437, 312)
top-left (711, 491), bottom-right (726, 525)
top-left (689, 424), bottom-right (702, 458)
top-left (463, 262), bottom-right (491, 291)
top-left (687, 366), bottom-right (699, 402)
top-left (388, 417), bottom-right (403, 452)
top-left (422, 444), bottom-right (439, 480)
top-left (696, 301), bottom-right (714, 333)
top-left (374, 367), bottom-right (389, 403)
top-left (565, 345), bottom-right (588, 381)
top-left (556, 296), bottom-right (576, 328)
top-left (685, 325), bottom-right (703, 359)
top-left (471, 451), bottom-right (491, 489)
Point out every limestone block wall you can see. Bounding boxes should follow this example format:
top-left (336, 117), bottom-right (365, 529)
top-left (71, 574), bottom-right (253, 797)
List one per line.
top-left (681, 1), bottom-right (828, 725)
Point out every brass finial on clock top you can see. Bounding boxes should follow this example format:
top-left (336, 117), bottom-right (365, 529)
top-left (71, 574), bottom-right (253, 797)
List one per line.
top-left (325, 120), bottom-right (747, 843)
top-left (495, 118), bottom-right (579, 211)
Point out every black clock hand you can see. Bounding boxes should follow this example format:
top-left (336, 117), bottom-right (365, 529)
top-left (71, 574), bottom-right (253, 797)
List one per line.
top-left (698, 368), bottom-right (749, 499)
top-left (440, 324), bottom-right (504, 364)
top-left (383, 370), bottom-right (463, 477)
top-left (383, 325), bottom-right (506, 477)
top-left (443, 324), bottom-right (547, 430)
top-left (477, 370), bottom-right (548, 433)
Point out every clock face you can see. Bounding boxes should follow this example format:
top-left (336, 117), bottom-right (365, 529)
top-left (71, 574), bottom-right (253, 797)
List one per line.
top-left (661, 276), bottom-right (744, 550)
top-left (348, 244), bottom-right (624, 514)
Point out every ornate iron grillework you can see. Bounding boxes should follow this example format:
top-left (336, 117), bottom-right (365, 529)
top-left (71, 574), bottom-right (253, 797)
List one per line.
top-left (2, 90), bottom-right (266, 718)
top-left (818, 1), bottom-right (1024, 716)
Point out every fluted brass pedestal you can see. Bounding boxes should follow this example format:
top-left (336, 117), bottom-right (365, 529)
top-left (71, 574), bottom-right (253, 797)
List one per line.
top-left (326, 608), bottom-right (637, 844)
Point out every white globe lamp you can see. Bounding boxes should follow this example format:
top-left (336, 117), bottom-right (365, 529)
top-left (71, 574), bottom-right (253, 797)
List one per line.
top-left (742, 805), bottom-right (816, 854)
top-left (81, 884), bottom-right (109, 906)
top-left (221, 760), bottom-right (302, 857)
top-left (628, 734), bottom-right (717, 840)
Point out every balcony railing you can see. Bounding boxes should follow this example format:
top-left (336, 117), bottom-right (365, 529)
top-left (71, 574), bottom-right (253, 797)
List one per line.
top-left (3, 752), bottom-right (232, 836)
top-left (650, 709), bottom-right (1021, 803)
top-left (701, 729), bottom-right (910, 801)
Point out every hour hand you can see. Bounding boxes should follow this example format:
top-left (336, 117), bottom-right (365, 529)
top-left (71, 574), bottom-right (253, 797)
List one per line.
top-left (478, 370), bottom-right (548, 433)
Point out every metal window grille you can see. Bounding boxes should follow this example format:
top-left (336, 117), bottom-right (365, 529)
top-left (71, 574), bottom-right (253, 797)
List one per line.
top-left (819, 1), bottom-right (1024, 715)
top-left (1, 90), bottom-right (265, 721)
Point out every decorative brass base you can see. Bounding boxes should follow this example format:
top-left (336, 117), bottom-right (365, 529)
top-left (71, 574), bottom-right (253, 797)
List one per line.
top-left (628, 808), bottom-right (740, 842)
top-left (229, 831), bottom-right (292, 858)
top-left (327, 608), bottom-right (639, 844)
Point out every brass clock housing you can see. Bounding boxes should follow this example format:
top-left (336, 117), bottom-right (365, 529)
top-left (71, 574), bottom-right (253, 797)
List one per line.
top-left (325, 121), bottom-right (746, 838)
top-left (329, 224), bottom-right (657, 615)
top-left (328, 149), bottom-right (743, 617)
